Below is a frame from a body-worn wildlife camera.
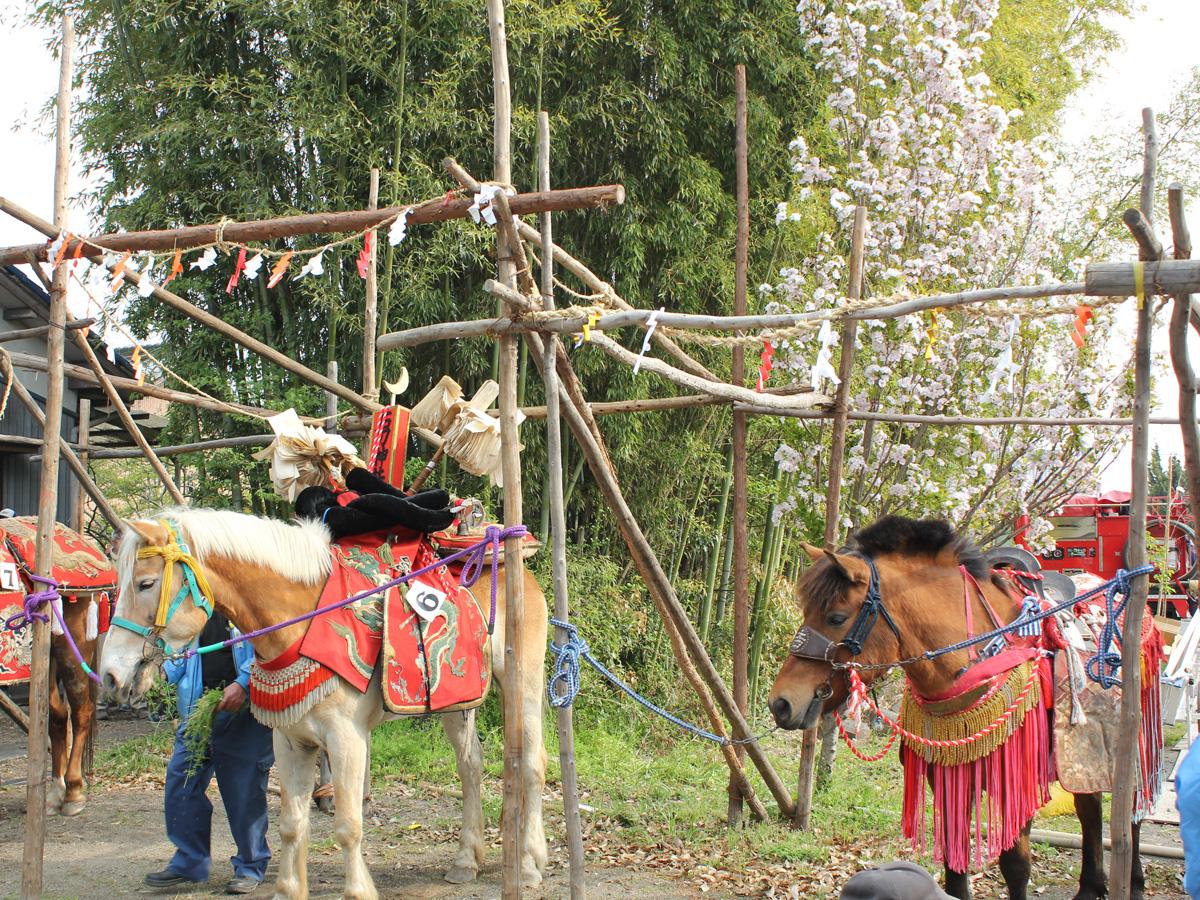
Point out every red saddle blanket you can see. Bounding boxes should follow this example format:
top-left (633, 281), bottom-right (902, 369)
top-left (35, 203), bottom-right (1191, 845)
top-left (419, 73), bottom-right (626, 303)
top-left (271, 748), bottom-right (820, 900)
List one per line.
top-left (298, 531), bottom-right (491, 715)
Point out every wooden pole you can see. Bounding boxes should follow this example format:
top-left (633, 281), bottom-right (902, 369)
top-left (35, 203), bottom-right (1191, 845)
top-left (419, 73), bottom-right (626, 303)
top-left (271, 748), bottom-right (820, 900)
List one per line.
top-left (0, 185), bottom-right (626, 266)
top-left (70, 332), bottom-right (186, 505)
top-left (794, 206), bottom-right (868, 830)
top-left (1110, 107), bottom-right (1158, 900)
top-left (539, 111), bottom-right (587, 900)
top-left (362, 169), bottom-right (380, 401)
top-left (73, 398), bottom-right (90, 531)
top-left (728, 64), bottom-right (750, 828)
top-left (0, 318), bottom-right (93, 344)
top-left (1, 355), bottom-right (120, 530)
top-left (1168, 184), bottom-right (1200, 529)
top-left (0, 689), bottom-right (30, 734)
top-left (23, 17), bottom-right (72, 897)
top-left (485, 1), bottom-right (525, 895)
top-left (89, 434), bottom-right (275, 459)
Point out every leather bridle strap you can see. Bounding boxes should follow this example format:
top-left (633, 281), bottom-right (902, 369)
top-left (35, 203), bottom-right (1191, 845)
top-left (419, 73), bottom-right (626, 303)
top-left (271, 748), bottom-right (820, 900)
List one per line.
top-left (788, 552), bottom-right (901, 664)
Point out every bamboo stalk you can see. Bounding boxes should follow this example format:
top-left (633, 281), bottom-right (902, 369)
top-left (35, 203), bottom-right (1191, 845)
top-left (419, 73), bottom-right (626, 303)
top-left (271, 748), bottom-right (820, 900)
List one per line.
top-left (0, 185), bottom-right (626, 266)
top-left (539, 111), bottom-right (587, 900)
top-left (71, 332), bottom-right (186, 504)
top-left (24, 17), bottom-right (72, 896)
top-left (1110, 107), bottom-right (1158, 900)
top-left (729, 63), bottom-right (750, 828)
top-left (362, 168), bottom-right (380, 401)
top-left (699, 443), bottom-right (734, 644)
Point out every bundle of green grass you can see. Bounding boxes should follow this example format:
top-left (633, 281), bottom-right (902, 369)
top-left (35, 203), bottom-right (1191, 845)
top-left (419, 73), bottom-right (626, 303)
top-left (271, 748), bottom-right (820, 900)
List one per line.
top-left (180, 689), bottom-right (226, 777)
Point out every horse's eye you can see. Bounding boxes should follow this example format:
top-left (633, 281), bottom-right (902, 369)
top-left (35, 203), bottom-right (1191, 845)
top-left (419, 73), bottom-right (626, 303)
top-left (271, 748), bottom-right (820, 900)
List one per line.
top-left (826, 613), bottom-right (848, 627)
top-left (138, 579), bottom-right (156, 592)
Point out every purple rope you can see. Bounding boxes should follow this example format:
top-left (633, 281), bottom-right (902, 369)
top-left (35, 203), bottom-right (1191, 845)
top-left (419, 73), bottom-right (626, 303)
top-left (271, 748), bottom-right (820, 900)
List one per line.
top-left (3, 573), bottom-right (101, 684)
top-left (184, 525), bottom-right (528, 661)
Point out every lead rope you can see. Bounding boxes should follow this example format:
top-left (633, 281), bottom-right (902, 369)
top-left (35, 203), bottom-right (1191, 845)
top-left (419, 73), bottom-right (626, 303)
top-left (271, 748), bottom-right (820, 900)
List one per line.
top-left (3, 574), bottom-right (100, 683)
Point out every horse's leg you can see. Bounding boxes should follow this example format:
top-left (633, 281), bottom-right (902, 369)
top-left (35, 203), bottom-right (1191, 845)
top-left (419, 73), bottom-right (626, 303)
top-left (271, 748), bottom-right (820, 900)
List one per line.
top-left (518, 587), bottom-right (548, 885)
top-left (46, 653), bottom-right (68, 815)
top-left (272, 731), bottom-right (319, 900)
top-left (442, 709), bottom-right (486, 884)
top-left (1073, 792), bottom-right (1107, 900)
top-left (1131, 818), bottom-right (1145, 900)
top-left (324, 719), bottom-right (376, 900)
top-left (61, 638), bottom-right (96, 816)
top-left (998, 819), bottom-right (1033, 900)
top-left (314, 752), bottom-right (334, 815)
top-left (944, 865), bottom-right (970, 899)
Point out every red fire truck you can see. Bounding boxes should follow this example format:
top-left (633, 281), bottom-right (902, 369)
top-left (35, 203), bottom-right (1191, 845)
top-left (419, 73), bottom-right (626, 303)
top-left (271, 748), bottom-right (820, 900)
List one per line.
top-left (1014, 491), bottom-right (1198, 616)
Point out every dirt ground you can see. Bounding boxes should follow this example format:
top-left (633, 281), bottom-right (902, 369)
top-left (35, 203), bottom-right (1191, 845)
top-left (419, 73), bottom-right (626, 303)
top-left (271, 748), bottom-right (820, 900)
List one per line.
top-left (0, 713), bottom-right (1186, 899)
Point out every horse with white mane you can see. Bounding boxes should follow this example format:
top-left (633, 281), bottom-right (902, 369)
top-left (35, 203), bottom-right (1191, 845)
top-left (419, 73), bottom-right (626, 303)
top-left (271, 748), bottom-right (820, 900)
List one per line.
top-left (99, 507), bottom-right (548, 900)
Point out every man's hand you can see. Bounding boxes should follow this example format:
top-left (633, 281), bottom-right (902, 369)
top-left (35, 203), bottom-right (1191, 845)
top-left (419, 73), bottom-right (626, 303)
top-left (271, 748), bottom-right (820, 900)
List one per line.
top-left (218, 682), bottom-right (247, 712)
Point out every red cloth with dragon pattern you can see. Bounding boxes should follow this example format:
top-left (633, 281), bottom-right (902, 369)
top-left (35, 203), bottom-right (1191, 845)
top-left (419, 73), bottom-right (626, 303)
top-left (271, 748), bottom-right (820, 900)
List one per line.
top-left (0, 518), bottom-right (115, 684)
top-left (297, 530), bottom-right (491, 714)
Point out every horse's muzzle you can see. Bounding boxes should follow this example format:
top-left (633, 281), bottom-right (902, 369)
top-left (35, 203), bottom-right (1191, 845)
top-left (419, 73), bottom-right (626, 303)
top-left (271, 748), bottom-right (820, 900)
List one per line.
top-left (769, 690), bottom-right (827, 731)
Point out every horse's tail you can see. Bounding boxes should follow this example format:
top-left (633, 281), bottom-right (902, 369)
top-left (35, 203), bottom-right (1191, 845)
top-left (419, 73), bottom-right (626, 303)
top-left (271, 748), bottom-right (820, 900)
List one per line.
top-left (84, 637), bottom-right (98, 781)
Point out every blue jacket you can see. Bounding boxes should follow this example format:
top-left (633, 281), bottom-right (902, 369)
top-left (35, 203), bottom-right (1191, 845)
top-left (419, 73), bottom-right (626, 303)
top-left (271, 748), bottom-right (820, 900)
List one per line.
top-left (1177, 744), bottom-right (1200, 898)
top-left (163, 629), bottom-right (254, 721)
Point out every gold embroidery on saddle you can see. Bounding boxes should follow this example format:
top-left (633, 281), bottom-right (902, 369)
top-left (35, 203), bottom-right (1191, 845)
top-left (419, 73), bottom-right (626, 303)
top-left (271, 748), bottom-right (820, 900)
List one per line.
top-left (899, 661), bottom-right (1043, 767)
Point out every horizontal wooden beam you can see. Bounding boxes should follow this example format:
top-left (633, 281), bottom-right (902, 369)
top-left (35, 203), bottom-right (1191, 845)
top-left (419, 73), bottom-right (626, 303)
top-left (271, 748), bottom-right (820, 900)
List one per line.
top-left (88, 433), bottom-right (273, 459)
top-left (0, 184), bottom-right (625, 265)
top-left (0, 318), bottom-right (93, 344)
top-left (1085, 259), bottom-right (1200, 297)
top-left (732, 402), bottom-right (1198, 427)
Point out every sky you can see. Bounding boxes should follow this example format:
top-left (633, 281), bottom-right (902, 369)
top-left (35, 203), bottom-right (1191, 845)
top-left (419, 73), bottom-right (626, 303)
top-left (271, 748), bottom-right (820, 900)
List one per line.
top-left (1, 3), bottom-right (1199, 495)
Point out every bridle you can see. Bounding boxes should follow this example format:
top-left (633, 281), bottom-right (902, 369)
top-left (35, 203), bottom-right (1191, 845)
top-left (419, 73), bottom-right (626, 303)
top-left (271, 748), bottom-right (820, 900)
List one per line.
top-left (786, 552), bottom-right (902, 714)
top-left (111, 519), bottom-right (215, 656)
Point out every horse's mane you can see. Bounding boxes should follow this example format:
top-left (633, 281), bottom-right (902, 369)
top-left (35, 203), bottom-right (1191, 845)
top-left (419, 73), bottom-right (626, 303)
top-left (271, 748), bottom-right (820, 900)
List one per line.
top-left (117, 508), bottom-right (333, 601)
top-left (801, 515), bottom-right (992, 612)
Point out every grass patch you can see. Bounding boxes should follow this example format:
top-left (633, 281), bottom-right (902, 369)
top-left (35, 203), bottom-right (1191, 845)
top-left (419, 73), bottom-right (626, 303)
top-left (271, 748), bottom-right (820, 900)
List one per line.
top-left (95, 726), bottom-right (174, 781)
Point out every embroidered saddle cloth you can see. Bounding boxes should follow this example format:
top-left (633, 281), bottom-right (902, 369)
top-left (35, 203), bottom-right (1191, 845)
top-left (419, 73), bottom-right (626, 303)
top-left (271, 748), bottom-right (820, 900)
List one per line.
top-left (1048, 573), bottom-right (1163, 818)
top-left (296, 530), bottom-right (491, 716)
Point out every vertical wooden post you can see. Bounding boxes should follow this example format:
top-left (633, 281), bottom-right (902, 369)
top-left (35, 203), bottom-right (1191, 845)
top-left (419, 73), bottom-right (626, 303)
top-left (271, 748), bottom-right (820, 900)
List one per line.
top-left (1110, 107), bottom-right (1157, 900)
top-left (70, 332), bottom-right (186, 505)
top-left (23, 15), bottom-right (72, 898)
top-left (363, 168), bottom-right (380, 401)
top-left (729, 62), bottom-right (750, 828)
top-left (1167, 184), bottom-right (1200, 529)
top-left (794, 205), bottom-right (868, 829)
top-left (487, 1), bottom-right (526, 896)
top-left (540, 111), bottom-right (587, 900)
top-left (325, 361), bottom-right (339, 433)
top-left (73, 398), bottom-right (90, 532)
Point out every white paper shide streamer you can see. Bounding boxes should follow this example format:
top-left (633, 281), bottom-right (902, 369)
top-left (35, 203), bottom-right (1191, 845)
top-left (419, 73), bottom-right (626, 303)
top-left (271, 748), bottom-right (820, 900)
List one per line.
top-left (633, 307), bottom-right (665, 375)
top-left (253, 409), bottom-right (365, 501)
top-left (984, 316), bottom-right (1021, 397)
top-left (810, 319), bottom-right (841, 391)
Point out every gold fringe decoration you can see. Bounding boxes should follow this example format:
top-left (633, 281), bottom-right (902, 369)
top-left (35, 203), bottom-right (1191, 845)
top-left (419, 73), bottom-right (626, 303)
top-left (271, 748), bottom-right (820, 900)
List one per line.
top-left (899, 661), bottom-right (1042, 767)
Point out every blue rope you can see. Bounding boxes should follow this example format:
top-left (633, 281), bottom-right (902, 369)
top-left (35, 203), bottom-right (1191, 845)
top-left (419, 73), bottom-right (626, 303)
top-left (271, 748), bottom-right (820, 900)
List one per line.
top-left (1085, 568), bottom-right (1137, 689)
top-left (548, 618), bottom-right (774, 746)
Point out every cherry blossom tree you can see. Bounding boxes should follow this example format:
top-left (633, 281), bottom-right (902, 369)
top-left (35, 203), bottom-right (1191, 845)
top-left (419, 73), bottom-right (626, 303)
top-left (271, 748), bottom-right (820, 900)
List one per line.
top-left (767, 0), bottom-right (1131, 547)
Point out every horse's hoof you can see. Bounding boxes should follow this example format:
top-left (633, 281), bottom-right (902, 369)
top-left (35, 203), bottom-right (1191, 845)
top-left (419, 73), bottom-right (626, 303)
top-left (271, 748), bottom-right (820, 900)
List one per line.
top-left (521, 866), bottom-right (544, 888)
top-left (444, 865), bottom-right (478, 885)
top-left (60, 799), bottom-right (86, 817)
top-left (316, 797), bottom-right (334, 815)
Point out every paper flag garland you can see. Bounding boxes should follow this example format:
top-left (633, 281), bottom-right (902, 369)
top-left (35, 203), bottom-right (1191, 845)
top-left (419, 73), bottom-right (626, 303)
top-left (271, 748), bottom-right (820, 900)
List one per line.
top-left (1072, 304), bottom-right (1093, 349)
top-left (297, 249), bottom-right (326, 279)
top-left (757, 341), bottom-right (775, 392)
top-left (190, 247), bottom-right (218, 271)
top-left (267, 251), bottom-right (294, 288)
top-left (110, 251), bottom-right (132, 293)
top-left (356, 232), bottom-right (373, 279)
top-left (47, 232), bottom-right (67, 267)
top-left (810, 320), bottom-right (841, 391)
top-left (984, 317), bottom-right (1020, 397)
top-left (136, 264), bottom-right (157, 298)
top-left (226, 247), bottom-right (247, 294)
top-left (164, 248), bottom-right (184, 286)
top-left (468, 185), bottom-right (502, 226)
top-left (243, 252), bottom-right (264, 281)
top-left (388, 210), bottom-right (410, 246)
top-left (633, 307), bottom-right (665, 375)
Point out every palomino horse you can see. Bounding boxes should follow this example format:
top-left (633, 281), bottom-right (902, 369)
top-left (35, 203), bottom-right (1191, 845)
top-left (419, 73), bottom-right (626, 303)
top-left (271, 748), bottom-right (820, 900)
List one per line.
top-left (767, 516), bottom-right (1153, 900)
top-left (99, 508), bottom-right (548, 900)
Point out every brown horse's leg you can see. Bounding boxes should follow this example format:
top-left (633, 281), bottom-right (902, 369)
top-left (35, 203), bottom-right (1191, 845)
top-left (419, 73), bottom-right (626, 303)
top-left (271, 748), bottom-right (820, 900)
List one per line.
top-left (61, 636), bottom-right (96, 815)
top-left (1131, 819), bottom-right (1145, 900)
top-left (1073, 792), bottom-right (1107, 900)
top-left (944, 864), bottom-right (970, 899)
top-left (47, 652), bottom-right (68, 815)
top-left (998, 820), bottom-right (1033, 900)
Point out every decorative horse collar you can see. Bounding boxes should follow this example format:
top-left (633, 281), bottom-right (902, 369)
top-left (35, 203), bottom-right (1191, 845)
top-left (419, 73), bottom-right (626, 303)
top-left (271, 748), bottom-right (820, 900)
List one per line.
top-left (789, 551), bottom-right (902, 666)
top-left (112, 518), bottom-right (215, 654)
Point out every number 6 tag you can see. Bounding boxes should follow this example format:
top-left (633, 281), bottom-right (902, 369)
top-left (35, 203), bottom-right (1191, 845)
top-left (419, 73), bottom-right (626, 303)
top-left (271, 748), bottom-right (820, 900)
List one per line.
top-left (406, 582), bottom-right (448, 622)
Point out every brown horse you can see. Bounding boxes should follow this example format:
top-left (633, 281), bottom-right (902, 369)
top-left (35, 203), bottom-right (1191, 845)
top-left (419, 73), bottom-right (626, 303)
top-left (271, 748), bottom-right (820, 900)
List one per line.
top-left (99, 508), bottom-right (548, 900)
top-left (46, 598), bottom-right (100, 816)
top-left (767, 516), bottom-right (1152, 900)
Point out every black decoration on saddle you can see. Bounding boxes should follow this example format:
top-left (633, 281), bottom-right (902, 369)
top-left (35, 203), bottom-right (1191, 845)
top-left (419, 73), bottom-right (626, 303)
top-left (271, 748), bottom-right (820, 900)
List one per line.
top-left (295, 468), bottom-right (455, 539)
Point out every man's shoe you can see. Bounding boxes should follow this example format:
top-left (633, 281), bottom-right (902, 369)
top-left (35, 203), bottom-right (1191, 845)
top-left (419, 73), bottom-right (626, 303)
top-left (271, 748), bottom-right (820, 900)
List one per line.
top-left (226, 876), bottom-right (262, 895)
top-left (144, 868), bottom-right (204, 890)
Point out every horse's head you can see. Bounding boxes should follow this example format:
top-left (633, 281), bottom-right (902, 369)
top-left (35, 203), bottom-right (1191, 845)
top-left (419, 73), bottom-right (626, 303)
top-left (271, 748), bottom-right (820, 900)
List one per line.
top-left (766, 541), bottom-right (903, 730)
top-left (99, 517), bottom-right (214, 705)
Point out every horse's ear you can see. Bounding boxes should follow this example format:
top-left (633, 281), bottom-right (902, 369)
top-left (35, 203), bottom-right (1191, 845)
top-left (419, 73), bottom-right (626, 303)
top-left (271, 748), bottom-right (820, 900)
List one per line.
top-left (800, 541), bottom-right (825, 562)
top-left (125, 519), bottom-right (168, 546)
top-left (822, 549), bottom-right (870, 585)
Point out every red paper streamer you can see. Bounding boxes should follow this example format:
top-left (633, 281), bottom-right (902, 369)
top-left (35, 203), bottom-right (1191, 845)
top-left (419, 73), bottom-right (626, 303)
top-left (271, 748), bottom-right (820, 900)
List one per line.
top-left (1072, 304), bottom-right (1092, 349)
top-left (756, 341), bottom-right (775, 392)
top-left (226, 247), bottom-right (247, 294)
top-left (356, 231), bottom-right (373, 280)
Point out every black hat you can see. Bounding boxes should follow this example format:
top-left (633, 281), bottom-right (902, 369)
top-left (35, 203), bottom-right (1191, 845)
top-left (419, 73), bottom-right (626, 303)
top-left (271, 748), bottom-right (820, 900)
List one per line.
top-left (838, 861), bottom-right (952, 899)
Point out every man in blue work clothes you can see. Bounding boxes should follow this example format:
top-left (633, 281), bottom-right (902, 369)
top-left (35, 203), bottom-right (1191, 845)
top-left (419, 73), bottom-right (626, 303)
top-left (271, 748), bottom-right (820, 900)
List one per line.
top-left (1180, 741), bottom-right (1200, 898)
top-left (144, 612), bottom-right (274, 894)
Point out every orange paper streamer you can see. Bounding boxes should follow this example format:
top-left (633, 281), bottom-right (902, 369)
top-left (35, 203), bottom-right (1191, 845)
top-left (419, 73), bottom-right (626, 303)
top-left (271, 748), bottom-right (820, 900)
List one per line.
top-left (267, 251), bottom-right (294, 289)
top-left (164, 248), bottom-right (183, 286)
top-left (1072, 305), bottom-right (1093, 349)
top-left (110, 251), bottom-right (132, 292)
